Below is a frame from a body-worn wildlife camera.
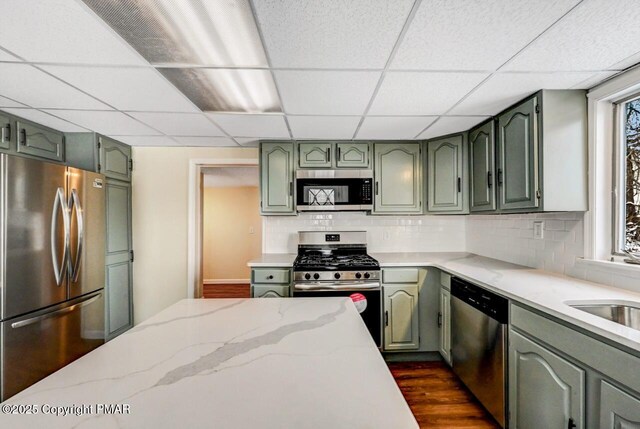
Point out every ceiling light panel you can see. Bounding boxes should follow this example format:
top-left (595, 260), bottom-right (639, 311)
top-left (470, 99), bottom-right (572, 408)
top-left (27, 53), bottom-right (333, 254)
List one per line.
top-left (110, 135), bottom-right (178, 147)
top-left (252, 0), bottom-right (413, 68)
top-left (392, 0), bottom-right (579, 71)
top-left (0, 0), bottom-right (145, 65)
top-left (357, 116), bottom-right (437, 139)
top-left (42, 66), bottom-right (198, 112)
top-left (369, 72), bottom-right (488, 115)
top-left (418, 116), bottom-right (488, 139)
top-left (275, 71), bottom-right (381, 115)
top-left (288, 116), bottom-right (361, 139)
top-left (159, 68), bottom-right (281, 113)
top-left (0, 63), bottom-right (109, 110)
top-left (82, 0), bottom-right (267, 67)
top-left (43, 110), bottom-right (159, 136)
top-left (449, 72), bottom-right (596, 115)
top-left (2, 108), bottom-right (88, 132)
top-left (172, 136), bottom-right (237, 146)
top-left (504, 0), bottom-right (640, 71)
top-left (128, 112), bottom-right (224, 136)
top-left (206, 113), bottom-right (289, 138)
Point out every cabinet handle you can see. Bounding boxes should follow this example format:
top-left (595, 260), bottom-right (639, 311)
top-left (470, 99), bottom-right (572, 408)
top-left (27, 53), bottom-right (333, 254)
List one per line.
top-left (375, 182), bottom-right (379, 195)
top-left (130, 250), bottom-right (135, 263)
top-left (326, 147), bottom-right (330, 162)
top-left (2, 123), bottom-right (10, 142)
top-left (384, 310), bottom-right (389, 327)
top-left (487, 171), bottom-right (492, 188)
top-left (457, 177), bottom-right (461, 193)
top-left (289, 181), bottom-right (293, 196)
top-left (437, 312), bottom-right (442, 327)
top-left (337, 146), bottom-right (341, 160)
top-left (20, 128), bottom-right (26, 145)
top-left (497, 168), bottom-right (503, 186)
top-left (267, 275), bottom-right (274, 280)
top-left (568, 418), bottom-right (576, 429)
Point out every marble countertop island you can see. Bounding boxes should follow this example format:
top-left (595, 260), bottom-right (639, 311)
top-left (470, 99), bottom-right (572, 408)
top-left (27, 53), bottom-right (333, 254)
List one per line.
top-left (1, 298), bottom-right (417, 429)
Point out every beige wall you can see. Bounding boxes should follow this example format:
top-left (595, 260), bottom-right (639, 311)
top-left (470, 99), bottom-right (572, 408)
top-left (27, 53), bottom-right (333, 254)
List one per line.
top-left (131, 146), bottom-right (258, 324)
top-left (202, 186), bottom-right (261, 281)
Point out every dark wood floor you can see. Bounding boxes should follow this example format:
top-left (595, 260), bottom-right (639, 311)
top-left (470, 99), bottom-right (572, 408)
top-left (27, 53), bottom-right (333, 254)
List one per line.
top-left (202, 283), bottom-right (250, 299)
top-left (388, 361), bottom-right (500, 429)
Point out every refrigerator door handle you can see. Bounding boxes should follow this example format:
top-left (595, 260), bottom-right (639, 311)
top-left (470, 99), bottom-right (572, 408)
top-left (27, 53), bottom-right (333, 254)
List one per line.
top-left (50, 187), bottom-right (70, 286)
top-left (68, 188), bottom-right (84, 282)
top-left (10, 292), bottom-right (102, 329)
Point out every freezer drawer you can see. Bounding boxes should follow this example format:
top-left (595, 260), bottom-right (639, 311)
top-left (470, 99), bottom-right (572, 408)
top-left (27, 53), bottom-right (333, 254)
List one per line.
top-left (1, 291), bottom-right (105, 401)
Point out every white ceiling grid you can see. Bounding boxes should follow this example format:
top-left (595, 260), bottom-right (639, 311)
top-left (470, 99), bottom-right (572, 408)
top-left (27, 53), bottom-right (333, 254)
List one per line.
top-left (0, 0), bottom-right (637, 146)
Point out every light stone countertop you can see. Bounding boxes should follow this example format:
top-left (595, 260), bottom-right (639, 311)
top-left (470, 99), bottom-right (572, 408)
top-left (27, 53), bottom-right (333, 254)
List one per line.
top-left (249, 252), bottom-right (640, 354)
top-left (248, 253), bottom-right (296, 267)
top-left (0, 298), bottom-right (418, 429)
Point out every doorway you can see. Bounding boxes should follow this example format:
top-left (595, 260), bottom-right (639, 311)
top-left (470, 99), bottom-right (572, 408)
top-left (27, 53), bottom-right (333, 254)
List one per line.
top-left (200, 166), bottom-right (261, 298)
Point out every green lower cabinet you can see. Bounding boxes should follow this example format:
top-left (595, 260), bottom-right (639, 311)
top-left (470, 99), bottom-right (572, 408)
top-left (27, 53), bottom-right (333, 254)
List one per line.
top-left (251, 285), bottom-right (289, 298)
top-left (438, 286), bottom-right (451, 365)
top-left (509, 329), bottom-right (585, 429)
top-left (599, 381), bottom-right (640, 428)
top-left (383, 284), bottom-right (419, 351)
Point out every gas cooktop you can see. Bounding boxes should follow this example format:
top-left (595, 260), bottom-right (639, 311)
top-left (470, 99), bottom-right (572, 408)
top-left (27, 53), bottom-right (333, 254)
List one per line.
top-left (293, 252), bottom-right (379, 271)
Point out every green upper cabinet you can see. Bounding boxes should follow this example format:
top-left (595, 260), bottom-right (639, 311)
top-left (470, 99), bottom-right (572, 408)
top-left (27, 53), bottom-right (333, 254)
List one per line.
top-left (469, 120), bottom-right (496, 212)
top-left (65, 132), bottom-right (99, 172)
top-left (99, 136), bottom-right (132, 182)
top-left (336, 142), bottom-right (370, 168)
top-left (298, 142), bottom-right (332, 168)
top-left (373, 143), bottom-right (422, 214)
top-left (497, 97), bottom-right (539, 211)
top-left (0, 111), bottom-right (12, 151)
top-left (15, 120), bottom-right (64, 162)
top-left (427, 134), bottom-right (467, 213)
top-left (260, 141), bottom-right (295, 215)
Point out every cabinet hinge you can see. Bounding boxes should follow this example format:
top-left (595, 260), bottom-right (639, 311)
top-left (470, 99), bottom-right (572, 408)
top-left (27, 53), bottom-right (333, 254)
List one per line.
top-left (535, 104), bottom-right (540, 114)
top-left (129, 159), bottom-right (133, 171)
top-left (97, 163), bottom-right (101, 172)
top-left (536, 189), bottom-right (541, 199)
top-left (97, 141), bottom-right (101, 149)
top-left (130, 250), bottom-right (134, 263)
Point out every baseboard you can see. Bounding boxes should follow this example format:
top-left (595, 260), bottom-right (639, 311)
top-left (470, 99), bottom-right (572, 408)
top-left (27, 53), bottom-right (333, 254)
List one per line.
top-left (382, 351), bottom-right (443, 362)
top-left (203, 279), bottom-right (250, 285)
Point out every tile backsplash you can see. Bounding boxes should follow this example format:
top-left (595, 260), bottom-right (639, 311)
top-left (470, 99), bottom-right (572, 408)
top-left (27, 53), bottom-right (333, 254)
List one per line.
top-left (263, 212), bottom-right (466, 254)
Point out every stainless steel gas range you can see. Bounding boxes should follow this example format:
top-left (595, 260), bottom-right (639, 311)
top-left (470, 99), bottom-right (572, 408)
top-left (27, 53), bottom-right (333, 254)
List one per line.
top-left (293, 231), bottom-right (382, 347)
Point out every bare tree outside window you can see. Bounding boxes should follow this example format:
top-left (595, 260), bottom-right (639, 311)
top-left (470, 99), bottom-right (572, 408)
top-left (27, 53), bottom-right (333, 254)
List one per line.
top-left (626, 98), bottom-right (640, 253)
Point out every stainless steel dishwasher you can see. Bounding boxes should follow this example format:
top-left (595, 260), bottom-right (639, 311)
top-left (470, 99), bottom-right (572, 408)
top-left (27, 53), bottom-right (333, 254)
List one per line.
top-left (451, 277), bottom-right (508, 428)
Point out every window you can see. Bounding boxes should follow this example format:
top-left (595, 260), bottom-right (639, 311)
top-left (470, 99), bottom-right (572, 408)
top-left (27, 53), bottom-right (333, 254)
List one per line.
top-left (615, 95), bottom-right (640, 256)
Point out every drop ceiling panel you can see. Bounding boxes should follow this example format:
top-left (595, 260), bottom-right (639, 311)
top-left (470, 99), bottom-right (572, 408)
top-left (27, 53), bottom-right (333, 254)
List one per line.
top-left (0, 96), bottom-right (27, 108)
top-left (0, 0), bottom-right (145, 65)
top-left (275, 71), bottom-right (381, 115)
top-left (504, 0), bottom-right (640, 71)
top-left (42, 66), bottom-right (198, 112)
top-left (43, 110), bottom-right (159, 136)
top-left (110, 135), bottom-right (178, 147)
top-left (2, 108), bottom-right (88, 132)
top-left (570, 72), bottom-right (618, 90)
top-left (288, 116), bottom-right (360, 139)
top-left (128, 112), bottom-right (224, 136)
top-left (207, 113), bottom-right (289, 138)
top-left (392, 0), bottom-right (579, 71)
top-left (369, 72), bottom-right (488, 115)
top-left (253, 0), bottom-right (413, 68)
top-left (0, 64), bottom-right (109, 110)
top-left (172, 136), bottom-right (237, 146)
top-left (450, 72), bottom-right (596, 115)
top-left (357, 116), bottom-right (437, 139)
top-left (0, 49), bottom-right (19, 62)
top-left (235, 138), bottom-right (259, 147)
top-left (418, 116), bottom-right (488, 139)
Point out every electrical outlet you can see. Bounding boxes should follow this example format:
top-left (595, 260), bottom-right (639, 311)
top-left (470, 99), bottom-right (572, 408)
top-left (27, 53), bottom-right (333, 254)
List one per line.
top-left (533, 221), bottom-right (544, 240)
top-left (383, 231), bottom-right (390, 241)
top-left (249, 226), bottom-right (255, 234)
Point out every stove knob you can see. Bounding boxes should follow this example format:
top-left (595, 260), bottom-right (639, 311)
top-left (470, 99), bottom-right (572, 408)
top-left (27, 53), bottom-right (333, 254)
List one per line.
top-left (304, 273), bottom-right (311, 280)
top-left (364, 272), bottom-right (371, 279)
top-left (355, 272), bottom-right (362, 279)
top-left (334, 272), bottom-right (341, 280)
top-left (313, 273), bottom-right (320, 280)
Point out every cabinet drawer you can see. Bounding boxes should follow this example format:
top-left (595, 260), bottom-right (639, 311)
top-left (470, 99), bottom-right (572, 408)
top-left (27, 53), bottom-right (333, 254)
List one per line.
top-left (382, 269), bottom-right (419, 284)
top-left (251, 285), bottom-right (289, 298)
top-left (252, 269), bottom-right (290, 284)
top-left (16, 120), bottom-right (64, 162)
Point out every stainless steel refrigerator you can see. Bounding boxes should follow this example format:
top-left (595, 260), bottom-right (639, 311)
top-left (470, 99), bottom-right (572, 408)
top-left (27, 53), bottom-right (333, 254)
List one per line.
top-left (0, 154), bottom-right (106, 401)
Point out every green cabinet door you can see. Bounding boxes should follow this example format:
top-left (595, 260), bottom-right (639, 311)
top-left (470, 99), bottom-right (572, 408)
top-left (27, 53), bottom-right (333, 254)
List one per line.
top-left (600, 381), bottom-right (640, 428)
top-left (0, 111), bottom-right (12, 151)
top-left (373, 143), bottom-right (422, 214)
top-left (383, 284), bottom-right (419, 351)
top-left (438, 286), bottom-right (451, 365)
top-left (497, 97), bottom-right (540, 211)
top-left (260, 142), bottom-right (295, 214)
top-left (336, 142), bottom-right (370, 168)
top-left (509, 329), bottom-right (585, 429)
top-left (427, 134), bottom-right (465, 213)
top-left (252, 285), bottom-right (289, 298)
top-left (16, 120), bottom-right (64, 162)
top-left (469, 121), bottom-right (497, 212)
top-left (105, 179), bottom-right (133, 339)
top-left (298, 142), bottom-right (333, 168)
top-left (99, 136), bottom-right (132, 182)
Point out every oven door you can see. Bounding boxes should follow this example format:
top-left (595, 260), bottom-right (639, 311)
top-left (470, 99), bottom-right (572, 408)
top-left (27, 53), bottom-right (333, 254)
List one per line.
top-left (293, 287), bottom-right (382, 348)
top-left (296, 177), bottom-right (373, 211)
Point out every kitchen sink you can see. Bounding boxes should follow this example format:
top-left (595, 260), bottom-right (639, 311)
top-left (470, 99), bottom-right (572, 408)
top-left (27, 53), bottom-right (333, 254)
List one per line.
top-left (568, 301), bottom-right (640, 331)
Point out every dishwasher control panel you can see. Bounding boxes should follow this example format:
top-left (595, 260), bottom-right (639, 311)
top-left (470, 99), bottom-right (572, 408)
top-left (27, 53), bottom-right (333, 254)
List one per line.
top-left (451, 277), bottom-right (509, 323)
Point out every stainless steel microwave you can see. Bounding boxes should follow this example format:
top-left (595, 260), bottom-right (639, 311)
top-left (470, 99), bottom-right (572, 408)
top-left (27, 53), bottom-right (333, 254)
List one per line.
top-left (296, 170), bottom-right (373, 211)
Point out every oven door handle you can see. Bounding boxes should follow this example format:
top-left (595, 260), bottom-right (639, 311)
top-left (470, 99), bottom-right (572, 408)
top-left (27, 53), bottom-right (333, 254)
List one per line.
top-left (294, 282), bottom-right (380, 291)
